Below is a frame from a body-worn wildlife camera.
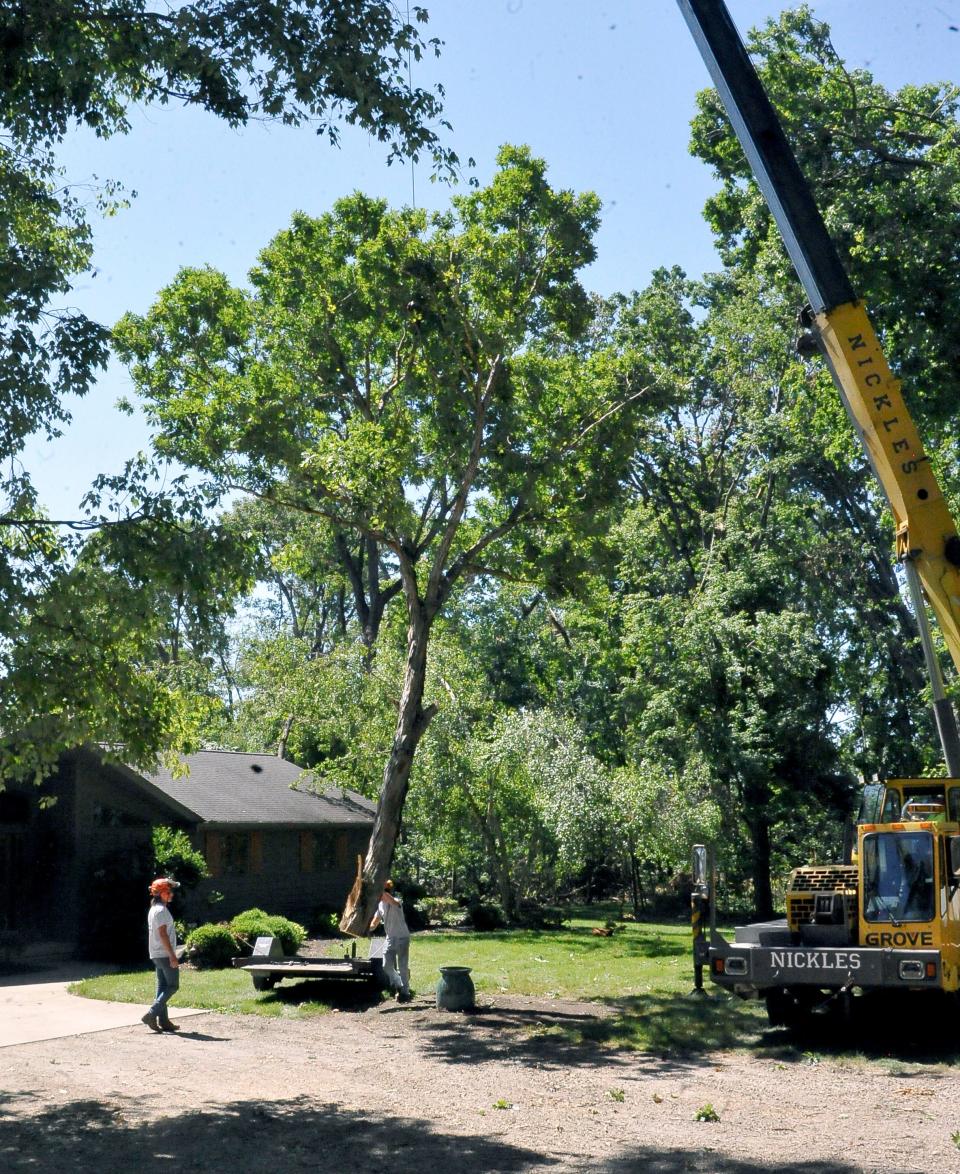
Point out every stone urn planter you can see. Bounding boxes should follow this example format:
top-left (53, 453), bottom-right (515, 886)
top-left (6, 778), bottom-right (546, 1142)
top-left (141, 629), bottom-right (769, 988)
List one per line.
top-left (435, 965), bottom-right (475, 1011)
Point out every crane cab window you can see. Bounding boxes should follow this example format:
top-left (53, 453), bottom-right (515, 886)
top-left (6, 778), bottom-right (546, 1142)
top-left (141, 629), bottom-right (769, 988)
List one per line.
top-left (862, 831), bottom-right (935, 923)
top-left (881, 790), bottom-right (901, 822)
top-left (900, 786), bottom-right (946, 822)
top-left (949, 788), bottom-right (960, 822)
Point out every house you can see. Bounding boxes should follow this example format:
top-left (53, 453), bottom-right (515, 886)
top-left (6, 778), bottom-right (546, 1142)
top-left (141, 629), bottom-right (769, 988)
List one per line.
top-left (0, 746), bottom-right (376, 959)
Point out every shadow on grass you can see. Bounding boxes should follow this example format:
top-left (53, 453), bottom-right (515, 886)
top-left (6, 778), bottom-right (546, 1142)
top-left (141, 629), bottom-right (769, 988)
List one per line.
top-left (597, 988), bottom-right (960, 1067)
top-left (598, 989), bottom-right (960, 1067)
top-left (585, 991), bottom-right (767, 1055)
top-left (750, 991), bottom-right (960, 1068)
top-left (417, 993), bottom-right (743, 1072)
top-left (0, 1095), bottom-right (554, 1172)
top-left (421, 985), bottom-right (960, 1069)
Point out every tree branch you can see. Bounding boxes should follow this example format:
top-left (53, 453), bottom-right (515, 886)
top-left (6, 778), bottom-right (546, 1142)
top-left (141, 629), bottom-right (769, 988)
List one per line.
top-left (425, 353), bottom-right (503, 608)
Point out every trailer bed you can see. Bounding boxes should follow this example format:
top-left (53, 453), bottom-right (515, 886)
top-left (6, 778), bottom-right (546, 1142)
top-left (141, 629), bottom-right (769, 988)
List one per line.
top-left (233, 938), bottom-right (385, 991)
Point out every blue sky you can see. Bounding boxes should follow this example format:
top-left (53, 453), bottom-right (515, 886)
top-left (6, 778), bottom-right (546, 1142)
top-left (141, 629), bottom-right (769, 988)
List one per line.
top-left (27, 0), bottom-right (960, 516)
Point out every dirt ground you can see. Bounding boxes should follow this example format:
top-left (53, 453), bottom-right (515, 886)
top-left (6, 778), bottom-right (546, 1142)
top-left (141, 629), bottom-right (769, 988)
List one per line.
top-left (3, 982), bottom-right (960, 1174)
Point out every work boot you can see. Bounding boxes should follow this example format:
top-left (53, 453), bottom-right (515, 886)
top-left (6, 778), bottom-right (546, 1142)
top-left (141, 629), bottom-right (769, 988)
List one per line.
top-left (159, 1020), bottom-right (181, 1032)
top-left (141, 1012), bottom-right (161, 1032)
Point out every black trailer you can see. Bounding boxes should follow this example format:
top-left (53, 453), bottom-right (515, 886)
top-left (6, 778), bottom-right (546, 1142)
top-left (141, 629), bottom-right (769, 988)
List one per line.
top-left (233, 935), bottom-right (386, 992)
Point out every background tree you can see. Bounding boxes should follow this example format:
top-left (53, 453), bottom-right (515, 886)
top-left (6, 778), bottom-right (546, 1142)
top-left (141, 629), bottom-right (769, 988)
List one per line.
top-left (687, 5), bottom-right (960, 776)
top-left (115, 146), bottom-right (655, 931)
top-left (1, 464), bottom-right (252, 781)
top-left (0, 0), bottom-right (457, 778)
top-left (523, 269), bottom-right (860, 916)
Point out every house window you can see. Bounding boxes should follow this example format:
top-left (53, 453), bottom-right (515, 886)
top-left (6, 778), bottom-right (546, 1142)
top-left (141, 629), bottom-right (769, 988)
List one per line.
top-left (205, 831), bottom-right (263, 876)
top-left (222, 833), bottom-right (249, 875)
top-left (299, 830), bottom-right (351, 873)
top-left (93, 803), bottom-right (150, 828)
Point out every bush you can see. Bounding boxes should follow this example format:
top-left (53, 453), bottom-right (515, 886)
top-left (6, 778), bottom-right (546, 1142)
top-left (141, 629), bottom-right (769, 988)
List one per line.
top-left (152, 826), bottom-right (209, 886)
top-left (402, 901), bottom-right (427, 932)
top-left (229, 908), bottom-right (306, 955)
top-left (419, 896), bottom-right (462, 927)
top-left (185, 923), bottom-right (239, 969)
top-left (310, 908), bottom-right (342, 937)
top-left (393, 877), bottom-right (426, 905)
top-left (466, 901), bottom-right (506, 931)
top-left (519, 904), bottom-right (567, 929)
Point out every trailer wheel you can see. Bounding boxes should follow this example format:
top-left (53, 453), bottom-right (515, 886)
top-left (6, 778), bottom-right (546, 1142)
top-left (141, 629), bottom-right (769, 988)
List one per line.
top-left (252, 975), bottom-right (278, 992)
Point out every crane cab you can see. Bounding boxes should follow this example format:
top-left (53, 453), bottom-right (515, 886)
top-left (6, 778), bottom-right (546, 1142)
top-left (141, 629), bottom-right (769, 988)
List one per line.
top-left (851, 779), bottom-right (960, 987)
top-left (858, 778), bottom-right (960, 827)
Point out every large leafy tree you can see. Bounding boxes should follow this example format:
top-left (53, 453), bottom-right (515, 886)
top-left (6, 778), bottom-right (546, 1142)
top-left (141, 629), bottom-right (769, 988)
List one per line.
top-left (1, 0), bottom-right (456, 778)
top-left (544, 269), bottom-right (859, 917)
top-left (688, 5), bottom-right (960, 771)
top-left (559, 13), bottom-right (960, 912)
top-left (3, 0), bottom-right (456, 508)
top-left (115, 146), bottom-right (651, 931)
top-left (690, 5), bottom-right (960, 433)
top-left (205, 497), bottom-right (402, 763)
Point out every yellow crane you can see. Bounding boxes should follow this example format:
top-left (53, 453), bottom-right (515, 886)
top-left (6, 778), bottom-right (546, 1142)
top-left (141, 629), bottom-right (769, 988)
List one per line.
top-left (680, 0), bottom-right (960, 1023)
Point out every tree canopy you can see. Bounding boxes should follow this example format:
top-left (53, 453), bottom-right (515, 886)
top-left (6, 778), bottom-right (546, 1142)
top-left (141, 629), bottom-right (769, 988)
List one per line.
top-left (0, 0), bottom-right (457, 780)
top-left (116, 145), bottom-right (654, 929)
top-left (9, 5), bottom-right (960, 923)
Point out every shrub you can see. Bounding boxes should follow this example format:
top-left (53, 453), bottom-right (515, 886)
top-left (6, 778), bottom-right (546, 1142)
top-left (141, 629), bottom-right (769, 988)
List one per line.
top-left (310, 908), bottom-right (342, 937)
top-left (152, 826), bottom-right (209, 886)
top-left (419, 896), bottom-right (461, 927)
top-left (185, 923), bottom-right (239, 969)
top-left (403, 901), bottom-right (428, 931)
top-left (519, 904), bottom-right (567, 929)
top-left (229, 908), bottom-right (306, 955)
top-left (467, 901), bottom-right (506, 931)
top-left (393, 878), bottom-right (426, 905)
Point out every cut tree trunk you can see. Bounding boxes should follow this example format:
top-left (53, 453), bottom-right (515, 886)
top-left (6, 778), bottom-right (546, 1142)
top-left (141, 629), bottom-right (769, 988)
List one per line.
top-left (339, 599), bottom-right (436, 935)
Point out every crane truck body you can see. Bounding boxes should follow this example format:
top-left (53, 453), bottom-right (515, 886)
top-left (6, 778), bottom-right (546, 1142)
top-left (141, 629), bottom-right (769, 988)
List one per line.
top-left (678, 0), bottom-right (960, 1021)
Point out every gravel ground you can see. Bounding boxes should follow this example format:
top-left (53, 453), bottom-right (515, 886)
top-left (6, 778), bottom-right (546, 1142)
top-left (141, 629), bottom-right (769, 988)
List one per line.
top-left (3, 986), bottom-right (960, 1172)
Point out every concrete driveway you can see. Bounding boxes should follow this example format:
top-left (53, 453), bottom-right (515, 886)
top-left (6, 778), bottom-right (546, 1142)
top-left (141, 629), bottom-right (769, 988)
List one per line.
top-left (0, 966), bottom-right (208, 1048)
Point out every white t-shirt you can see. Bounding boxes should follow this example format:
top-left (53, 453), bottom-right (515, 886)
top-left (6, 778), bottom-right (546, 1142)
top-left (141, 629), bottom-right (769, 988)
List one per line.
top-left (148, 902), bottom-right (177, 959)
top-left (378, 896), bottom-right (409, 941)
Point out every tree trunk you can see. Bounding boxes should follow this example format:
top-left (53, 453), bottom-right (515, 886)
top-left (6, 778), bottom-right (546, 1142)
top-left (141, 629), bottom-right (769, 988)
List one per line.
top-left (629, 849), bottom-right (643, 918)
top-left (487, 805), bottom-right (518, 920)
top-left (339, 595), bottom-right (436, 935)
top-left (458, 782), bottom-right (518, 921)
top-left (276, 714), bottom-right (294, 761)
top-left (746, 802), bottom-right (774, 921)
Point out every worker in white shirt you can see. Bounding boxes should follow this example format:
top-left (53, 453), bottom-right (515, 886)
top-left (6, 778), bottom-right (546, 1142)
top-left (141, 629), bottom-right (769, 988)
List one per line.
top-left (370, 880), bottom-right (411, 1002)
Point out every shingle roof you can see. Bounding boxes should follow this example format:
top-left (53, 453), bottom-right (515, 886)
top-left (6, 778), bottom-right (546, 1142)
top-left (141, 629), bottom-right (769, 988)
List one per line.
top-left (129, 751), bottom-right (376, 828)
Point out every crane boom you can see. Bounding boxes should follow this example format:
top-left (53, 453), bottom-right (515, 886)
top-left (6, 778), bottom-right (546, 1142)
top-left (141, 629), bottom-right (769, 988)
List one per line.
top-left (677, 0), bottom-right (960, 774)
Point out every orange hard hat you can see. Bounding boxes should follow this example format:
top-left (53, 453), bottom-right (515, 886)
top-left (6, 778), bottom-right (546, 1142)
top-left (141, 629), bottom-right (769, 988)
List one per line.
top-left (149, 877), bottom-right (180, 896)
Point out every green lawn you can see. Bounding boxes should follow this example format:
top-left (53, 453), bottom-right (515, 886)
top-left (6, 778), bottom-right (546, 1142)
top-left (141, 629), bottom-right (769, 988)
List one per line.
top-left (72, 912), bottom-right (768, 1053)
top-left (73, 912), bottom-right (960, 1062)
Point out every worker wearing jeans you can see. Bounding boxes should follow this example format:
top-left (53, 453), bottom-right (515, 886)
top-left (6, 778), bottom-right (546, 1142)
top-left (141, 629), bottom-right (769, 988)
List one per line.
top-left (143, 877), bottom-right (182, 1032)
top-left (370, 881), bottom-right (411, 1002)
